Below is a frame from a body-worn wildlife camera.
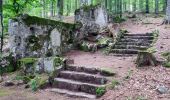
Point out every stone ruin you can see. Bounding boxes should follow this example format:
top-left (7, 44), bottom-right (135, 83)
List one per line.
top-left (75, 4), bottom-right (108, 35)
top-left (8, 14), bottom-right (79, 58)
top-left (7, 5), bottom-right (110, 73)
top-left (8, 14), bottom-right (80, 73)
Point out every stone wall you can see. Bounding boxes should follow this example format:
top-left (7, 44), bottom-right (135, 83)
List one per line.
top-left (8, 14), bottom-right (78, 59)
top-left (75, 5), bottom-right (108, 34)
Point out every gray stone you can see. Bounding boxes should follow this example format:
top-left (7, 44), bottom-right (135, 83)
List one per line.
top-left (75, 5), bottom-right (108, 36)
top-left (157, 85), bottom-right (169, 94)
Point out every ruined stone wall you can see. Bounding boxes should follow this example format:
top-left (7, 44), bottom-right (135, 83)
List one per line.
top-left (75, 5), bottom-right (108, 34)
top-left (8, 14), bottom-right (77, 59)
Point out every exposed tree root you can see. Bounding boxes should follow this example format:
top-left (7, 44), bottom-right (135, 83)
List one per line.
top-left (162, 19), bottom-right (170, 24)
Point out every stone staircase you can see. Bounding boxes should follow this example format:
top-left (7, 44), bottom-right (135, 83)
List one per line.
top-left (49, 65), bottom-right (114, 99)
top-left (110, 33), bottom-right (155, 56)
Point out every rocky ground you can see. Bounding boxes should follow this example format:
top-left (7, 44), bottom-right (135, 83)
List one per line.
top-left (0, 14), bottom-right (170, 100)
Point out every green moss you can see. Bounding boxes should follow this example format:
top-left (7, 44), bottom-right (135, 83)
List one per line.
top-left (18, 58), bottom-right (37, 65)
top-left (75, 4), bottom-right (100, 13)
top-left (21, 15), bottom-right (76, 32)
top-left (98, 37), bottom-right (113, 46)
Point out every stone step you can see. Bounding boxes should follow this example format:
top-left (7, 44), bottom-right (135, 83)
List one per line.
top-left (110, 49), bottom-right (139, 54)
top-left (111, 54), bottom-right (137, 57)
top-left (50, 88), bottom-right (96, 99)
top-left (53, 78), bottom-right (104, 94)
top-left (124, 33), bottom-right (153, 36)
top-left (58, 71), bottom-right (107, 85)
top-left (115, 42), bottom-right (151, 46)
top-left (123, 36), bottom-right (154, 40)
top-left (120, 39), bottom-right (153, 43)
top-left (66, 65), bottom-right (115, 76)
top-left (114, 45), bottom-right (148, 50)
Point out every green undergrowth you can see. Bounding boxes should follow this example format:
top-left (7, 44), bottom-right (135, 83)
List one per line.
top-left (14, 73), bottom-right (48, 91)
top-left (96, 87), bottom-right (106, 97)
top-left (162, 51), bottom-right (170, 68)
top-left (113, 16), bottom-right (126, 23)
top-left (109, 79), bottom-right (120, 89)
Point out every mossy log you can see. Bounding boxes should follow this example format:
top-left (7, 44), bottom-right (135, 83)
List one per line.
top-left (136, 51), bottom-right (157, 67)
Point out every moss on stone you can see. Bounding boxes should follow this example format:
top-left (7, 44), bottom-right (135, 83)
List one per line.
top-left (53, 57), bottom-right (64, 67)
top-left (21, 15), bottom-right (76, 32)
top-left (18, 58), bottom-right (37, 65)
top-left (75, 4), bottom-right (100, 13)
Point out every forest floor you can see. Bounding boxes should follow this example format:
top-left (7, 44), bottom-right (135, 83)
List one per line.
top-left (0, 14), bottom-right (170, 100)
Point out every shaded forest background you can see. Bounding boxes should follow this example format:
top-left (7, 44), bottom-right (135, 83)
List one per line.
top-left (1, 0), bottom-right (168, 32)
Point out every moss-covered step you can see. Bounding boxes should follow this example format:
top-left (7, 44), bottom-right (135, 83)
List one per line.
top-left (110, 49), bottom-right (139, 54)
top-left (58, 70), bottom-right (107, 85)
top-left (50, 88), bottom-right (97, 99)
top-left (114, 45), bottom-right (148, 50)
top-left (123, 36), bottom-right (154, 40)
top-left (65, 65), bottom-right (115, 76)
top-left (115, 42), bottom-right (151, 46)
top-left (53, 78), bottom-right (105, 95)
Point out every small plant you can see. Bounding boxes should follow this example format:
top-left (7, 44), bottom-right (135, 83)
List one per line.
top-left (96, 87), bottom-right (106, 97)
top-left (163, 62), bottom-right (170, 68)
top-left (125, 69), bottom-right (133, 79)
top-left (136, 95), bottom-right (147, 100)
top-left (162, 51), bottom-right (170, 61)
top-left (30, 78), bottom-right (38, 92)
top-left (110, 79), bottom-right (120, 89)
top-left (146, 47), bottom-right (157, 53)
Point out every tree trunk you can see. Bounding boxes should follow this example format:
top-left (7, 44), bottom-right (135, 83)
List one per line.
top-left (155, 0), bottom-right (159, 15)
top-left (42, 0), bottom-right (46, 18)
top-left (146, 0), bottom-right (149, 13)
top-left (164, 0), bottom-right (170, 24)
top-left (50, 0), bottom-right (54, 17)
top-left (0, 0), bottom-right (3, 53)
top-left (163, 0), bottom-right (167, 13)
top-left (133, 0), bottom-right (137, 12)
top-left (57, 0), bottom-right (63, 20)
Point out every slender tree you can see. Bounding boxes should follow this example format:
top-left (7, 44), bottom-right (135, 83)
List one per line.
top-left (0, 0), bottom-right (3, 53)
top-left (155, 0), bottom-right (159, 15)
top-left (57, 0), bottom-right (64, 20)
top-left (146, 0), bottom-right (149, 13)
top-left (164, 0), bottom-right (170, 24)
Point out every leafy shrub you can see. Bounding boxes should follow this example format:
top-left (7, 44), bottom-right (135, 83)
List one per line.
top-left (113, 16), bottom-right (126, 23)
top-left (96, 87), bottom-right (106, 97)
top-left (163, 62), bottom-right (170, 68)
